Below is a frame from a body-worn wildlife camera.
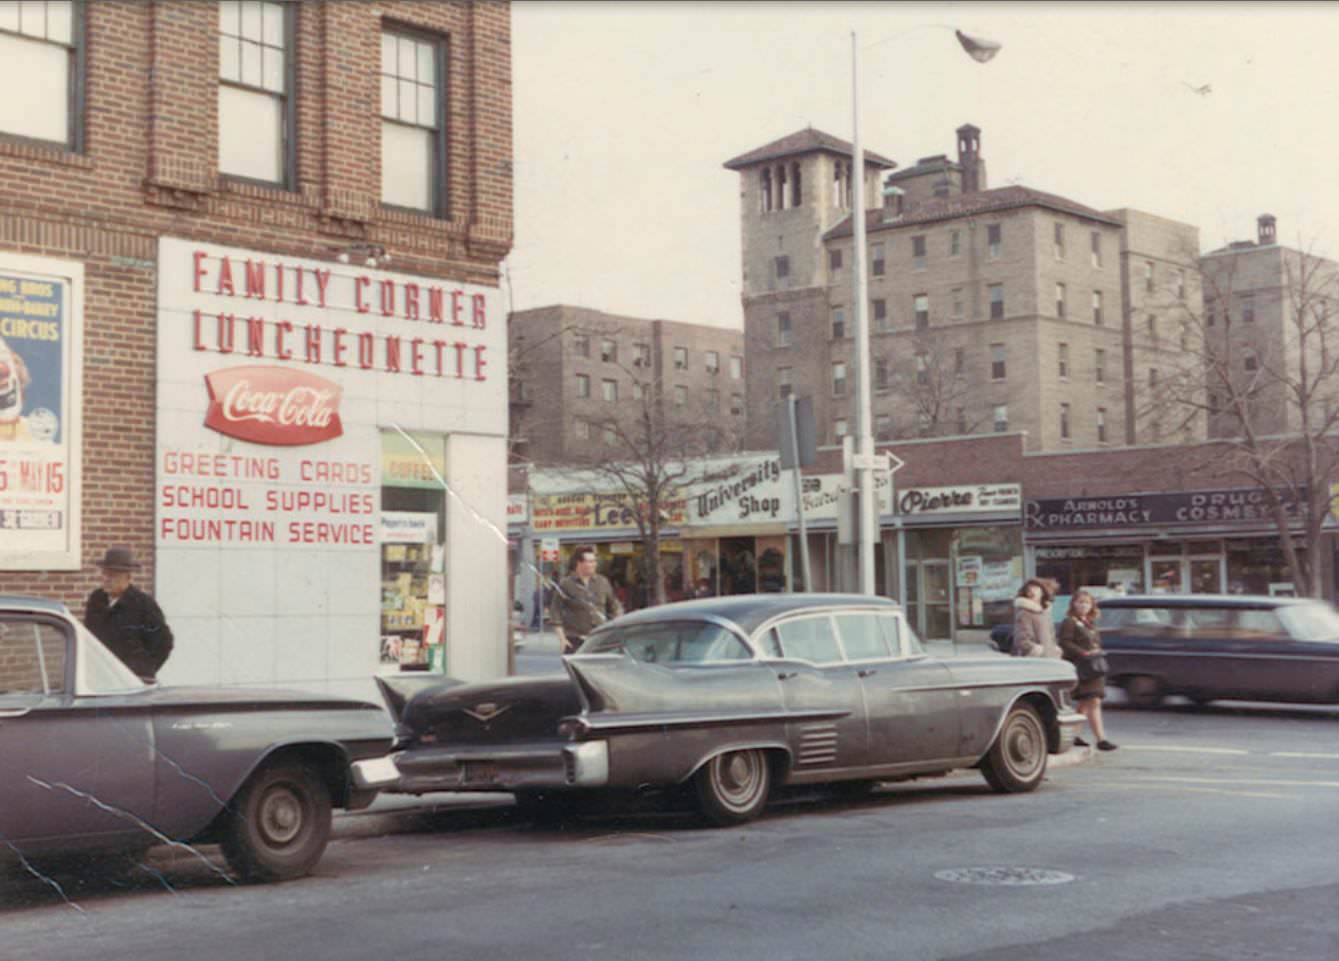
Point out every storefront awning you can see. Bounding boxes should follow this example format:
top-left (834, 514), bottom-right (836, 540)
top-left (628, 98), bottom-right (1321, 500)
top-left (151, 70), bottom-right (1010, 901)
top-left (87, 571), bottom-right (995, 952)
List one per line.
top-left (680, 523), bottom-right (789, 539)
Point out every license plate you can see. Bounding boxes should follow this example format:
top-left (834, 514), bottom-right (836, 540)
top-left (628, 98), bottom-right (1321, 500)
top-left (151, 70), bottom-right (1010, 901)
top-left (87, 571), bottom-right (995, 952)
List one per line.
top-left (461, 761), bottom-right (499, 784)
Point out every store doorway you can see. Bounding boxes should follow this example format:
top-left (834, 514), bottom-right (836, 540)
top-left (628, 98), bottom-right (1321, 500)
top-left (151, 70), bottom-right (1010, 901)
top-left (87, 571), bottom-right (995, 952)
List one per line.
top-left (905, 559), bottom-right (952, 641)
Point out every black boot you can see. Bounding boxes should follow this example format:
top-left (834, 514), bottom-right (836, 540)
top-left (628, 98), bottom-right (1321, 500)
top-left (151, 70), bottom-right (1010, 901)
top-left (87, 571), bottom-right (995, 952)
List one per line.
top-left (1097, 740), bottom-right (1118, 751)
top-left (1073, 736), bottom-right (1090, 747)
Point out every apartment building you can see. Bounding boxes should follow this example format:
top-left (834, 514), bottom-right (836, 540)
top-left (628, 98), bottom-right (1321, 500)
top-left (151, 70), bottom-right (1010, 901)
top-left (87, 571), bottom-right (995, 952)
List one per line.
top-left (508, 305), bottom-right (745, 464)
top-left (725, 124), bottom-right (1202, 452)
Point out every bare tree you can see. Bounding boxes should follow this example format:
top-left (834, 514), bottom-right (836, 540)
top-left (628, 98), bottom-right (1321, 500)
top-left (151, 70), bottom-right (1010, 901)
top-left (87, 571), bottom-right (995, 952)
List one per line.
top-left (572, 362), bottom-right (742, 606)
top-left (1146, 238), bottom-right (1339, 596)
top-left (880, 334), bottom-right (988, 439)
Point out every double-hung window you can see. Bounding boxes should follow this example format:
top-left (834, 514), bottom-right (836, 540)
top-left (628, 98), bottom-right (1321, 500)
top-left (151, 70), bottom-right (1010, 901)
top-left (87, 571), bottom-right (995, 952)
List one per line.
top-left (381, 28), bottom-right (445, 214)
top-left (0, 1), bottom-right (82, 149)
top-left (219, 1), bottom-right (293, 186)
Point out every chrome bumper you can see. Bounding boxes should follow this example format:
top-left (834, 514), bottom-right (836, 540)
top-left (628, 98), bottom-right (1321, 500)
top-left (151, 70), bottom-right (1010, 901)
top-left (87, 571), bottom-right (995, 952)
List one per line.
top-left (350, 755), bottom-right (401, 790)
top-left (385, 740), bottom-right (609, 793)
top-left (1054, 709), bottom-right (1087, 753)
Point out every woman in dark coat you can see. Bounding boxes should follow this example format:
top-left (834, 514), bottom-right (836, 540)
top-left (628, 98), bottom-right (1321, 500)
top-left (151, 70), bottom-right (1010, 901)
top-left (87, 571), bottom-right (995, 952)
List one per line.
top-left (1058, 590), bottom-right (1117, 751)
top-left (1011, 578), bottom-right (1059, 658)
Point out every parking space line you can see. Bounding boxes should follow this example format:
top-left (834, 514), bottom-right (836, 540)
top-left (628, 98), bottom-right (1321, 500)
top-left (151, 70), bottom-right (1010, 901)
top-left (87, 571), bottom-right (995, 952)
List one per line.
top-left (1132, 775), bottom-right (1339, 790)
top-left (1269, 751), bottom-right (1339, 760)
top-left (1119, 744), bottom-right (1249, 755)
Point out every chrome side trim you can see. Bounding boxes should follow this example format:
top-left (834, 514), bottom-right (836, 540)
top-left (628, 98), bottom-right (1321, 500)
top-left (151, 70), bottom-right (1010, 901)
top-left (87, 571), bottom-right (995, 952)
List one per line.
top-left (1107, 649), bottom-right (1339, 663)
top-left (573, 705), bottom-right (851, 735)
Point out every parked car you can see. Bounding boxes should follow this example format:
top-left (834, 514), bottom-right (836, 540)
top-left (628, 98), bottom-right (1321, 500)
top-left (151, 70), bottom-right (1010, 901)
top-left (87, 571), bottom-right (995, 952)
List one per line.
top-left (376, 594), bottom-right (1084, 825)
top-left (1099, 594), bottom-right (1339, 708)
top-left (0, 596), bottom-right (396, 882)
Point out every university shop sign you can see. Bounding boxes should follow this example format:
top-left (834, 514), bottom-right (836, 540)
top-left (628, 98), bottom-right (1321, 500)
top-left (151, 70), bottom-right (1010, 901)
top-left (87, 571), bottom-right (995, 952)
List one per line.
top-left (1025, 487), bottom-right (1305, 532)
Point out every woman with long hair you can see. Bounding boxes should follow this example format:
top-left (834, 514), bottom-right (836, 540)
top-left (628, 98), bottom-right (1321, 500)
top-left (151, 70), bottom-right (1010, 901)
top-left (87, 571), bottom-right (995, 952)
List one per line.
top-left (1058, 590), bottom-right (1117, 751)
top-left (1011, 578), bottom-right (1059, 658)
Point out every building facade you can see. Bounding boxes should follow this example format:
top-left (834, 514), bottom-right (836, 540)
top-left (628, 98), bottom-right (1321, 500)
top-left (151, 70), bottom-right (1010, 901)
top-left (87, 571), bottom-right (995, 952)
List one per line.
top-left (0, 1), bottom-right (514, 698)
top-left (726, 124), bottom-right (1203, 453)
top-left (508, 305), bottom-right (745, 465)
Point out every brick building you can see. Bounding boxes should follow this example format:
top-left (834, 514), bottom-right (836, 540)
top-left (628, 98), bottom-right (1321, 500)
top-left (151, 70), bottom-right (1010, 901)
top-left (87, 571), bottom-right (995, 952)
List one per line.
top-left (508, 305), bottom-right (745, 465)
top-left (0, 0), bottom-right (514, 695)
top-left (725, 124), bottom-right (1203, 452)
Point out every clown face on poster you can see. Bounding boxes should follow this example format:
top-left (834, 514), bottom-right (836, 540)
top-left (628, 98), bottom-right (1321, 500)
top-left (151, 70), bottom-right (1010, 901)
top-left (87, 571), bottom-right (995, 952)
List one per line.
top-left (0, 254), bottom-right (84, 570)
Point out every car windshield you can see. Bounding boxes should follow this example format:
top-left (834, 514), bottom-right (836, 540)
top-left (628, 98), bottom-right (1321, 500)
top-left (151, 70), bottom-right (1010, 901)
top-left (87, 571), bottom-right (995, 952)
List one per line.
top-left (578, 620), bottom-right (752, 664)
top-left (1277, 602), bottom-right (1339, 642)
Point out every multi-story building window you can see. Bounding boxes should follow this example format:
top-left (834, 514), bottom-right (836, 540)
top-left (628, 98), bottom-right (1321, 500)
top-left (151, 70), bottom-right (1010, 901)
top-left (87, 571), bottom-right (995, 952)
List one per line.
top-left (760, 168), bottom-right (773, 212)
top-left (912, 235), bottom-right (927, 270)
top-left (990, 343), bottom-right (1006, 380)
top-left (1054, 222), bottom-right (1065, 259)
top-left (875, 358), bottom-right (889, 389)
top-left (956, 407), bottom-right (967, 433)
top-left (778, 367), bottom-right (792, 399)
top-left (1092, 290), bottom-right (1103, 325)
top-left (871, 242), bottom-right (885, 277)
top-left (705, 350), bottom-right (720, 374)
top-left (1144, 260), bottom-right (1155, 293)
top-left (791, 162), bottom-right (801, 205)
top-left (1090, 231), bottom-right (1102, 267)
top-left (774, 255), bottom-right (790, 282)
top-left (1147, 315), bottom-right (1158, 345)
top-left (1060, 402), bottom-right (1071, 440)
top-left (1056, 282), bottom-right (1066, 318)
top-left (574, 419), bottom-right (589, 440)
top-left (872, 298), bottom-right (889, 331)
top-left (993, 405), bottom-right (1008, 433)
top-left (987, 223), bottom-right (1002, 259)
top-left (600, 338), bottom-right (617, 362)
top-left (1095, 348), bottom-right (1106, 384)
top-left (1176, 269), bottom-right (1186, 301)
top-left (831, 307), bottom-right (846, 340)
top-left (914, 294), bottom-right (929, 330)
top-left (1148, 368), bottom-right (1159, 388)
top-left (633, 342), bottom-right (651, 367)
top-left (674, 346), bottom-right (688, 370)
top-left (1241, 293), bottom-right (1255, 323)
top-left (1205, 299), bottom-right (1216, 327)
top-left (381, 27), bottom-right (445, 213)
top-left (730, 393), bottom-right (744, 416)
top-left (832, 361), bottom-right (847, 396)
top-left (952, 288), bottom-right (964, 320)
top-left (1244, 349), bottom-right (1258, 372)
top-left (0, 0), bottom-right (82, 149)
top-left (1058, 342), bottom-right (1069, 378)
top-left (604, 426), bottom-right (617, 446)
top-left (632, 381), bottom-right (644, 401)
top-left (674, 384), bottom-right (687, 405)
top-left (954, 347), bottom-right (964, 374)
top-left (706, 388), bottom-right (720, 412)
top-left (875, 414), bottom-right (892, 440)
top-left (777, 312), bottom-right (792, 347)
top-left (950, 230), bottom-right (961, 258)
top-left (730, 355), bottom-right (743, 379)
top-left (220, 1), bottom-right (293, 185)
top-left (573, 333), bottom-right (590, 358)
top-left (915, 353), bottom-right (929, 386)
top-left (1096, 407), bottom-right (1107, 443)
top-left (834, 419), bottom-right (848, 441)
top-left (575, 373), bottom-right (590, 398)
top-left (828, 248), bottom-right (843, 272)
top-left (601, 379), bottom-right (617, 402)
top-left (989, 283), bottom-right (1004, 320)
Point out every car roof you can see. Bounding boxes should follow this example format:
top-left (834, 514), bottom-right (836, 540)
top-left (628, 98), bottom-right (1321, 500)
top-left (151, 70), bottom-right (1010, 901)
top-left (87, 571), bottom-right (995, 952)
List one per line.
top-left (608, 593), bottom-right (900, 635)
top-left (1099, 593), bottom-right (1316, 609)
top-left (0, 595), bottom-right (71, 615)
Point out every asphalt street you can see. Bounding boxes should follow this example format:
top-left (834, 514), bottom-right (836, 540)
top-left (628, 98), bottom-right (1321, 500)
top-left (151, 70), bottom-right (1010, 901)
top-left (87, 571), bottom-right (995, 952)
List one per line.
top-left (4, 695), bottom-right (1339, 960)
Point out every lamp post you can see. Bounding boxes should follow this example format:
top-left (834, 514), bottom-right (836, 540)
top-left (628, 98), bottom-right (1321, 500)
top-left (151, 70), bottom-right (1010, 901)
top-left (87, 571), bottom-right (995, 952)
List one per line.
top-left (850, 26), bottom-right (1000, 595)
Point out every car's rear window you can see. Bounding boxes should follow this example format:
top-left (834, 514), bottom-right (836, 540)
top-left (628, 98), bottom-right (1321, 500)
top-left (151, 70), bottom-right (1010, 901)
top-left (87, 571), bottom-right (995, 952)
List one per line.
top-left (578, 621), bottom-right (752, 664)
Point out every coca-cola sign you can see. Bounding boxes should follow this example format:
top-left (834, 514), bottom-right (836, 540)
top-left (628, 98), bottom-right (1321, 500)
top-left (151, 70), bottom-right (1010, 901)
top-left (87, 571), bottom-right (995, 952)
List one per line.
top-left (203, 366), bottom-right (343, 446)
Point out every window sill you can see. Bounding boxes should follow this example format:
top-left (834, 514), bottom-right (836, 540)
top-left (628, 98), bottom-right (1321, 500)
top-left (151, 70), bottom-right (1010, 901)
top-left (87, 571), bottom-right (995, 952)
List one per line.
top-left (0, 134), bottom-right (92, 169)
top-left (220, 176), bottom-right (306, 204)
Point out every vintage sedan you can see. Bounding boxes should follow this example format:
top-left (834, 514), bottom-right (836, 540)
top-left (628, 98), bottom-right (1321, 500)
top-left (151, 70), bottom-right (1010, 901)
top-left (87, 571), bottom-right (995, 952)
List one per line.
top-left (0, 596), bottom-right (395, 882)
top-left (376, 594), bottom-right (1084, 825)
top-left (1100, 594), bottom-right (1339, 708)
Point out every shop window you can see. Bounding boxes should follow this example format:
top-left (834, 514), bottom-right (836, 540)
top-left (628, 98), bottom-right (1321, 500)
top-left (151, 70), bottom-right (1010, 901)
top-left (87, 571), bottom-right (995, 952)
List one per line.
top-left (380, 26), bottom-right (445, 214)
top-left (379, 430), bottom-right (447, 671)
top-left (220, 1), bottom-right (293, 186)
top-left (0, 0), bottom-right (82, 150)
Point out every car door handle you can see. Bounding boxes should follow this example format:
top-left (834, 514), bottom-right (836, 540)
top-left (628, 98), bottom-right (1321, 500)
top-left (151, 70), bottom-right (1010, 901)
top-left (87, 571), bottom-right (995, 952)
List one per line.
top-left (776, 671), bottom-right (798, 681)
top-left (857, 668), bottom-right (877, 678)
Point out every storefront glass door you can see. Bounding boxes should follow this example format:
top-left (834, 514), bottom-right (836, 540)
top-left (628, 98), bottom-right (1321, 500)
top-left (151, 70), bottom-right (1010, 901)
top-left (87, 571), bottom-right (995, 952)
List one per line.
top-left (905, 560), bottom-right (952, 641)
top-left (1189, 557), bottom-right (1223, 593)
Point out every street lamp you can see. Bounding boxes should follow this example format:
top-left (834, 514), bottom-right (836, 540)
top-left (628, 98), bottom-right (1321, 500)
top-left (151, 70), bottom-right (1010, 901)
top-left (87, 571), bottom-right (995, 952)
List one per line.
top-left (849, 27), bottom-right (1000, 596)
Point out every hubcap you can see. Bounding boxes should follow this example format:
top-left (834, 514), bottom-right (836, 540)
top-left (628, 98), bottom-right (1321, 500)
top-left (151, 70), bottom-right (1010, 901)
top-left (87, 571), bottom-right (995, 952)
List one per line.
top-left (713, 751), bottom-right (764, 811)
top-left (259, 785), bottom-right (305, 846)
top-left (1006, 717), bottom-right (1042, 776)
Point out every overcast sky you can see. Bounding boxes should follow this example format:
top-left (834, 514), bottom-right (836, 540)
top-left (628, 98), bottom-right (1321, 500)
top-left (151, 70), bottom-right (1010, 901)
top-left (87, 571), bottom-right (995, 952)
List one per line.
top-left (506, 2), bottom-right (1339, 329)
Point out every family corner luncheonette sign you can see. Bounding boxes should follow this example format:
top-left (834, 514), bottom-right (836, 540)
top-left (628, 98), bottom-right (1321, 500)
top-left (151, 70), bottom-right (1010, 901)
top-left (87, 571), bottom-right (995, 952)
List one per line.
top-left (0, 254), bottom-right (83, 570)
top-left (1024, 487), bottom-right (1306, 532)
top-left (154, 237), bottom-right (503, 554)
top-left (894, 483), bottom-right (1021, 518)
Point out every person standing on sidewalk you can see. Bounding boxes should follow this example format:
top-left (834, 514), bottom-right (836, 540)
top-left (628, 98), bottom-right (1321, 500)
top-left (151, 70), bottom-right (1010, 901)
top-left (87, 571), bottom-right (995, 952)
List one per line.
top-left (83, 546), bottom-right (174, 681)
top-left (1058, 589), bottom-right (1117, 751)
top-left (550, 545), bottom-right (623, 654)
top-left (1011, 578), bottom-right (1060, 658)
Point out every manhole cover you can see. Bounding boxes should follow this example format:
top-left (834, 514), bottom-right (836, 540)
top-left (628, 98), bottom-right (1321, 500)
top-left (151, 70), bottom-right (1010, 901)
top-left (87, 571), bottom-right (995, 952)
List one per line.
top-left (935, 866), bottom-right (1076, 886)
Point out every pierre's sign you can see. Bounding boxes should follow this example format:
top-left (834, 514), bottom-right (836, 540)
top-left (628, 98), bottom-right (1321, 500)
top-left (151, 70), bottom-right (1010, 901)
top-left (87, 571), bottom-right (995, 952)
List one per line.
top-left (203, 365), bottom-right (343, 446)
top-left (895, 483), bottom-right (1021, 517)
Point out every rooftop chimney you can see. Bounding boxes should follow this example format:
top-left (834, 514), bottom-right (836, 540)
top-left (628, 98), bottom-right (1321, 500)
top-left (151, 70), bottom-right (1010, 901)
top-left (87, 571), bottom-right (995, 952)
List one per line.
top-left (1257, 213), bottom-right (1276, 246)
top-left (956, 124), bottom-right (985, 194)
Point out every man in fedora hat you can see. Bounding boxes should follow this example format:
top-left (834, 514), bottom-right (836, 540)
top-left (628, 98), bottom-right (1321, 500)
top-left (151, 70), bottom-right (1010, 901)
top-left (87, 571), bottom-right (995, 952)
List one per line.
top-left (83, 546), bottom-right (174, 681)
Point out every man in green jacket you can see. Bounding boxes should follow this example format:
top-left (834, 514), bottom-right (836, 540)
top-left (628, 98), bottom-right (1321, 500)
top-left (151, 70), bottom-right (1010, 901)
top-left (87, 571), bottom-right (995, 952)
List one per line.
top-left (550, 544), bottom-right (623, 654)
